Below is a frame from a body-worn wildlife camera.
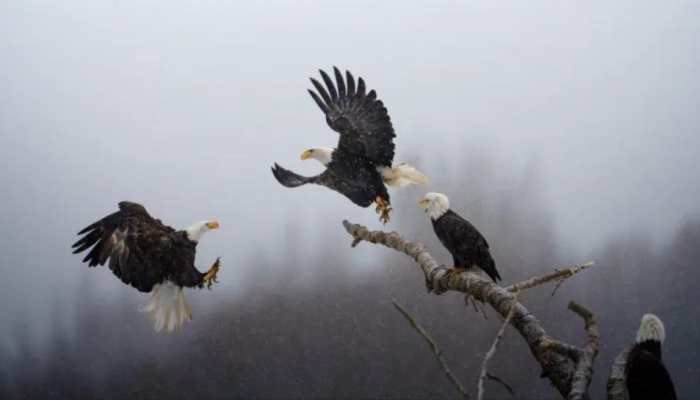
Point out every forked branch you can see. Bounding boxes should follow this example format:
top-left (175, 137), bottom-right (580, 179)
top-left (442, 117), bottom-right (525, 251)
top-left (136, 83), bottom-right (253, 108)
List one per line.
top-left (477, 293), bottom-right (518, 400)
top-left (342, 220), bottom-right (599, 399)
top-left (505, 262), bottom-right (595, 293)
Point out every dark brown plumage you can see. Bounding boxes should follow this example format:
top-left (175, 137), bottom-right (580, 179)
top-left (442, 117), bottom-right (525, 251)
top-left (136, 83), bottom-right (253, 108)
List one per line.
top-left (271, 67), bottom-right (397, 220)
top-left (432, 209), bottom-right (501, 282)
top-left (71, 201), bottom-right (212, 292)
top-left (626, 340), bottom-right (677, 400)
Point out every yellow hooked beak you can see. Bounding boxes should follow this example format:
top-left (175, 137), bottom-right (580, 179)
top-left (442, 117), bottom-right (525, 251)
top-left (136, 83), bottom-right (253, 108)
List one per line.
top-left (418, 198), bottom-right (430, 209)
top-left (206, 220), bottom-right (221, 230)
top-left (300, 149), bottom-right (313, 160)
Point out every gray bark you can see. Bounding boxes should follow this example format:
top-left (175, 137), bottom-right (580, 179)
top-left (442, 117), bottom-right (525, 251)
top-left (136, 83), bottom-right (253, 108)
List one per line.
top-left (342, 220), bottom-right (600, 399)
top-left (607, 346), bottom-right (631, 400)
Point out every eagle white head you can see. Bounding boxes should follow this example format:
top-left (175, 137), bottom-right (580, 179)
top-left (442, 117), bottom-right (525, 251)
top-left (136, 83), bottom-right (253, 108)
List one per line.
top-left (300, 147), bottom-right (334, 166)
top-left (185, 220), bottom-right (220, 242)
top-left (419, 192), bottom-right (450, 220)
top-left (636, 313), bottom-right (666, 344)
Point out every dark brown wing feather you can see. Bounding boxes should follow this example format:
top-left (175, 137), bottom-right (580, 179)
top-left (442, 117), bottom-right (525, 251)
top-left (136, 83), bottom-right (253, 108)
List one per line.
top-left (309, 67), bottom-right (396, 167)
top-left (72, 201), bottom-right (205, 292)
top-left (432, 210), bottom-right (501, 282)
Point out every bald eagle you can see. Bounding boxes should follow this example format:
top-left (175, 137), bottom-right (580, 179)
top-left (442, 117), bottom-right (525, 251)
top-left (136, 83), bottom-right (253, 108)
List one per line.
top-left (625, 314), bottom-right (677, 400)
top-left (271, 67), bottom-right (427, 223)
top-left (419, 192), bottom-right (501, 282)
top-left (71, 201), bottom-right (221, 332)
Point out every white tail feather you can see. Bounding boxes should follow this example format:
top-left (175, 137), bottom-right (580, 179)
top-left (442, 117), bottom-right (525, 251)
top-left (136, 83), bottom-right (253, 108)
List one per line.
top-left (379, 163), bottom-right (428, 188)
top-left (139, 281), bottom-right (192, 333)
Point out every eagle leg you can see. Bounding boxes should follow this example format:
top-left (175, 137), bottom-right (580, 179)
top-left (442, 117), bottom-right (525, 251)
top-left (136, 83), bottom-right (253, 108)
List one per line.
top-left (202, 257), bottom-right (221, 289)
top-left (374, 196), bottom-right (392, 224)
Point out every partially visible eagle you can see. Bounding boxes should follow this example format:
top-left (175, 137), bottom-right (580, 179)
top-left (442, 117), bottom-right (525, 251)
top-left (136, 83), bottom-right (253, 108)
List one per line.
top-left (271, 67), bottom-right (427, 223)
top-left (625, 314), bottom-right (677, 400)
top-left (419, 192), bottom-right (501, 282)
top-left (71, 201), bottom-right (221, 332)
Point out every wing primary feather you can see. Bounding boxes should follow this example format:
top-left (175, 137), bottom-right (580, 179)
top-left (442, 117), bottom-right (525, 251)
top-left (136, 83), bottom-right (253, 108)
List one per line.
top-left (367, 89), bottom-right (377, 101)
top-left (333, 66), bottom-right (346, 98)
top-left (73, 243), bottom-right (93, 254)
top-left (72, 230), bottom-right (99, 249)
top-left (83, 243), bottom-right (102, 266)
top-left (308, 90), bottom-right (329, 113)
top-left (357, 77), bottom-right (366, 96)
top-left (77, 221), bottom-right (101, 235)
top-left (309, 78), bottom-right (332, 105)
top-left (319, 69), bottom-right (338, 101)
top-left (346, 71), bottom-right (355, 96)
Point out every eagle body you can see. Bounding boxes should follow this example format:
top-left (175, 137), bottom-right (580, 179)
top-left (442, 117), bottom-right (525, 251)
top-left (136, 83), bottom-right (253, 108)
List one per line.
top-left (320, 153), bottom-right (389, 208)
top-left (72, 201), bottom-right (220, 332)
top-left (625, 315), bottom-right (677, 400)
top-left (73, 202), bottom-right (207, 291)
top-left (432, 209), bottom-right (501, 283)
top-left (273, 155), bottom-right (388, 208)
top-left (272, 67), bottom-right (427, 222)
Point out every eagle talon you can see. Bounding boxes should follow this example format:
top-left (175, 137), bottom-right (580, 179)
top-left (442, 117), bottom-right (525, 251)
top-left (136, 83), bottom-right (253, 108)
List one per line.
top-left (203, 257), bottom-right (221, 289)
top-left (374, 196), bottom-right (392, 224)
top-left (444, 267), bottom-right (466, 282)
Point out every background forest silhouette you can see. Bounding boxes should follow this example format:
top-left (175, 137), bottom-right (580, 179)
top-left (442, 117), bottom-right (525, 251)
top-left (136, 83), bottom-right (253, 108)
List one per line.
top-left (3, 3), bottom-right (700, 398)
top-left (3, 157), bottom-right (698, 399)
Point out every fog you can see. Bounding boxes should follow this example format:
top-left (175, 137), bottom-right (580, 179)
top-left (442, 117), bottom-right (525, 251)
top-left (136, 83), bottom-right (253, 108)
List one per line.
top-left (1, 1), bottom-right (699, 398)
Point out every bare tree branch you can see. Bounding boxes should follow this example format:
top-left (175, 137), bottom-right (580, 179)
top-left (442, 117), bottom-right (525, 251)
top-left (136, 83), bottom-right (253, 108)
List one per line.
top-left (506, 262), bottom-right (595, 293)
top-left (607, 346), bottom-right (631, 400)
top-left (485, 373), bottom-right (516, 397)
top-left (540, 338), bottom-right (582, 361)
top-left (551, 278), bottom-right (568, 297)
top-left (342, 220), bottom-right (598, 399)
top-left (391, 299), bottom-right (469, 400)
top-left (566, 302), bottom-right (600, 400)
top-left (477, 293), bottom-right (518, 400)
top-left (465, 294), bottom-right (489, 320)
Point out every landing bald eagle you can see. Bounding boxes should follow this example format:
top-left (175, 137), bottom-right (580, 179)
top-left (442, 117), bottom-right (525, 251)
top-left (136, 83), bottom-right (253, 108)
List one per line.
top-left (271, 67), bottom-right (427, 223)
top-left (71, 201), bottom-right (221, 333)
top-left (419, 192), bottom-right (501, 282)
top-left (625, 314), bottom-right (677, 400)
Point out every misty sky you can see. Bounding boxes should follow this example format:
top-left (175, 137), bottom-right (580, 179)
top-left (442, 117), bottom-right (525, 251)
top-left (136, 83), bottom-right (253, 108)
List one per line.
top-left (1, 1), bottom-right (699, 351)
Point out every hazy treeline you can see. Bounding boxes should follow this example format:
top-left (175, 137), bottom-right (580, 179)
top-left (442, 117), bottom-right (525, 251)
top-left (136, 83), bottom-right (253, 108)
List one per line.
top-left (2, 160), bottom-right (698, 399)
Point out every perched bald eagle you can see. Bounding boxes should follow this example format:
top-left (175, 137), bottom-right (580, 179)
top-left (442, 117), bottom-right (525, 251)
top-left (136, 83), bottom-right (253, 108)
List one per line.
top-left (71, 201), bottom-right (221, 333)
top-left (271, 67), bottom-right (427, 223)
top-left (419, 192), bottom-right (501, 282)
top-left (625, 314), bottom-right (677, 400)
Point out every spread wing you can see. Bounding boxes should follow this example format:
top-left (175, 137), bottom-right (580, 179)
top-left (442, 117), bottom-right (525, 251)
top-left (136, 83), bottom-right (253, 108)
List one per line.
top-left (308, 67), bottom-right (396, 167)
top-left (71, 201), bottom-right (178, 292)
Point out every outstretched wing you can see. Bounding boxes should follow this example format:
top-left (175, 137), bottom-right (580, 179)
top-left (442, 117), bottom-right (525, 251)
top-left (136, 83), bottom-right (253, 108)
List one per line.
top-left (271, 163), bottom-right (318, 188)
top-left (308, 67), bottom-right (396, 167)
top-left (72, 201), bottom-right (176, 292)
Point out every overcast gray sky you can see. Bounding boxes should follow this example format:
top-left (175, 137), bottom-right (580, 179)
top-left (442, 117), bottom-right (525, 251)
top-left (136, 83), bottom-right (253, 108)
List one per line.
top-left (1, 1), bottom-right (699, 347)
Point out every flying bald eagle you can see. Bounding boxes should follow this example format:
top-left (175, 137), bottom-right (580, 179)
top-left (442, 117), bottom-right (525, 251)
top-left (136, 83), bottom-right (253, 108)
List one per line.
top-left (271, 67), bottom-right (427, 223)
top-left (419, 192), bottom-right (501, 282)
top-left (625, 314), bottom-right (677, 400)
top-left (71, 201), bottom-right (221, 333)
